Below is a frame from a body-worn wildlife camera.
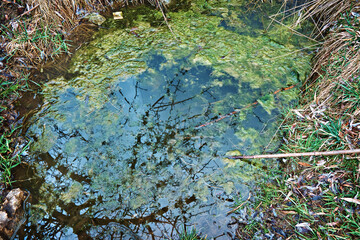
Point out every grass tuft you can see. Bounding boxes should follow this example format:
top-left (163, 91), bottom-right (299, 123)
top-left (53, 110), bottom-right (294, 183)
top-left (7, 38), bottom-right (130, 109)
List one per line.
top-left (0, 129), bottom-right (26, 185)
top-left (178, 228), bottom-right (206, 240)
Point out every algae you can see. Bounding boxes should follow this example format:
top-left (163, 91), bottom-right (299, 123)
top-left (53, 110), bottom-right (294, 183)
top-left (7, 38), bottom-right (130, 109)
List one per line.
top-left (18, 0), bottom-right (313, 238)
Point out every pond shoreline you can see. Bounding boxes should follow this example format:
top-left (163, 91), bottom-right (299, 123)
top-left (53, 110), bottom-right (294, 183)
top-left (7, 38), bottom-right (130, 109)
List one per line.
top-left (233, 1), bottom-right (360, 239)
top-left (0, 0), bottom-right (358, 239)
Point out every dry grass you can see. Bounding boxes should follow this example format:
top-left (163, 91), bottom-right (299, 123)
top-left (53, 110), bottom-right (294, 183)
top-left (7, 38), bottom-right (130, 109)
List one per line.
top-left (267, 0), bottom-right (360, 121)
top-left (267, 0), bottom-right (358, 87)
top-left (296, 0), bottom-right (353, 32)
top-left (0, 0), bottom-right (164, 75)
top-left (27, 0), bottom-right (162, 31)
top-left (294, 0), bottom-right (360, 99)
top-left (274, 0), bottom-right (360, 238)
top-left (29, 0), bottom-right (120, 31)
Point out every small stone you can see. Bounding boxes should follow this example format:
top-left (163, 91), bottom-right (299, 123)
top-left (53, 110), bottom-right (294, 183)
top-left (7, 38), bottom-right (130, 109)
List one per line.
top-left (272, 208), bottom-right (277, 217)
top-left (161, 0), bottom-right (172, 4)
top-left (4, 188), bottom-right (25, 217)
top-left (0, 211), bottom-right (8, 224)
top-left (84, 13), bottom-right (106, 25)
top-left (0, 188), bottom-right (27, 238)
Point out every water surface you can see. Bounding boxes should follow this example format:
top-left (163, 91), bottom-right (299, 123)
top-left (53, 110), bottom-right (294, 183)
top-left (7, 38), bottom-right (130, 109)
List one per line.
top-left (15, 1), bottom-right (312, 239)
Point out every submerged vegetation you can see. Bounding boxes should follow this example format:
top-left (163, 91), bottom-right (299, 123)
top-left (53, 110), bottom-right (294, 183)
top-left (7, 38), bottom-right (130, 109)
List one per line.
top-left (0, 0), bottom-right (359, 239)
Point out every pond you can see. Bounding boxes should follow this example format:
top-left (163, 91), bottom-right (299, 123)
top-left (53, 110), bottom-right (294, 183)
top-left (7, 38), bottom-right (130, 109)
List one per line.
top-left (14, 0), bottom-right (312, 239)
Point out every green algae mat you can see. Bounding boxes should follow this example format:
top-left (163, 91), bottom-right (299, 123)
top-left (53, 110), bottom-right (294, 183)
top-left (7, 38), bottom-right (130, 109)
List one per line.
top-left (15, 0), bottom-right (312, 238)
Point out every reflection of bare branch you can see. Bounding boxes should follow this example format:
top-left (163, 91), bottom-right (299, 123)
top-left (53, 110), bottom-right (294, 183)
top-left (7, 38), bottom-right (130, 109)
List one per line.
top-left (151, 95), bottom-right (165, 108)
top-left (39, 152), bottom-right (91, 184)
top-left (153, 95), bottom-right (197, 110)
top-left (145, 224), bottom-right (155, 240)
top-left (19, 44), bottom-right (242, 239)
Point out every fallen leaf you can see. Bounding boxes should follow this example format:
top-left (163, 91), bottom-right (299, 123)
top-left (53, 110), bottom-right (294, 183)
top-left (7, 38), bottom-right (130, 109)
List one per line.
top-left (313, 212), bottom-right (326, 216)
top-left (280, 210), bottom-right (297, 215)
top-left (298, 162), bottom-right (312, 167)
top-left (326, 165), bottom-right (338, 168)
top-left (341, 197), bottom-right (360, 205)
top-left (293, 109), bottom-right (304, 118)
top-left (284, 190), bottom-right (293, 201)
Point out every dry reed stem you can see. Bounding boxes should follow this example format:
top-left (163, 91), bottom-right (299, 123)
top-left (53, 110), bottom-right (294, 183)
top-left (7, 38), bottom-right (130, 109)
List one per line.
top-left (227, 193), bottom-right (252, 214)
top-left (294, 0), bottom-right (353, 32)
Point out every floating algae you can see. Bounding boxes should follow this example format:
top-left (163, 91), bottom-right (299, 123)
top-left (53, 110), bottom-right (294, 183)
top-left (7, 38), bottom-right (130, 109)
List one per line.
top-left (16, 0), bottom-right (312, 238)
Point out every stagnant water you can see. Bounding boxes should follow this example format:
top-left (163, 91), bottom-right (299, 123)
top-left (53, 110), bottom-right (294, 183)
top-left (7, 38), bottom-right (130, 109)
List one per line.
top-left (14, 1), bottom-right (312, 239)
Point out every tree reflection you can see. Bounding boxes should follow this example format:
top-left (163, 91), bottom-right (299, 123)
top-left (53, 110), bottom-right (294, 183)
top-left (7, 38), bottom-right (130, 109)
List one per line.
top-left (15, 62), bottom-right (244, 239)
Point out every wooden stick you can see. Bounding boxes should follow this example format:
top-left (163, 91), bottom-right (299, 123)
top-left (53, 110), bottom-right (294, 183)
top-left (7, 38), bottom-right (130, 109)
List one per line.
top-left (226, 149), bottom-right (360, 159)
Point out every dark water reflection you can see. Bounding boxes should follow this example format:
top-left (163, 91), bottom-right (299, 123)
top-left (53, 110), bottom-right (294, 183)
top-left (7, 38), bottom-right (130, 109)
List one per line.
top-left (13, 1), bottom-right (313, 239)
top-left (17, 60), bottom-right (254, 239)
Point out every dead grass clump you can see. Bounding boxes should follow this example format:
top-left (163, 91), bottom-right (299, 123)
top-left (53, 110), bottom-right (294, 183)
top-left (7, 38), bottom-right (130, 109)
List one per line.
top-left (28, 0), bottom-right (114, 32)
top-left (293, 0), bottom-right (360, 100)
top-left (1, 0), bottom-right (123, 66)
top-left (296, 0), bottom-right (353, 33)
top-left (27, 0), bottom-right (164, 32)
top-left (269, 1), bottom-right (358, 95)
top-left (1, 0), bottom-right (165, 75)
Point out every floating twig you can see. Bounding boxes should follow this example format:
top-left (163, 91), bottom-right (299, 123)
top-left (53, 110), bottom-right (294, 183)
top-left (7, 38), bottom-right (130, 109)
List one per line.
top-left (226, 149), bottom-right (360, 159)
